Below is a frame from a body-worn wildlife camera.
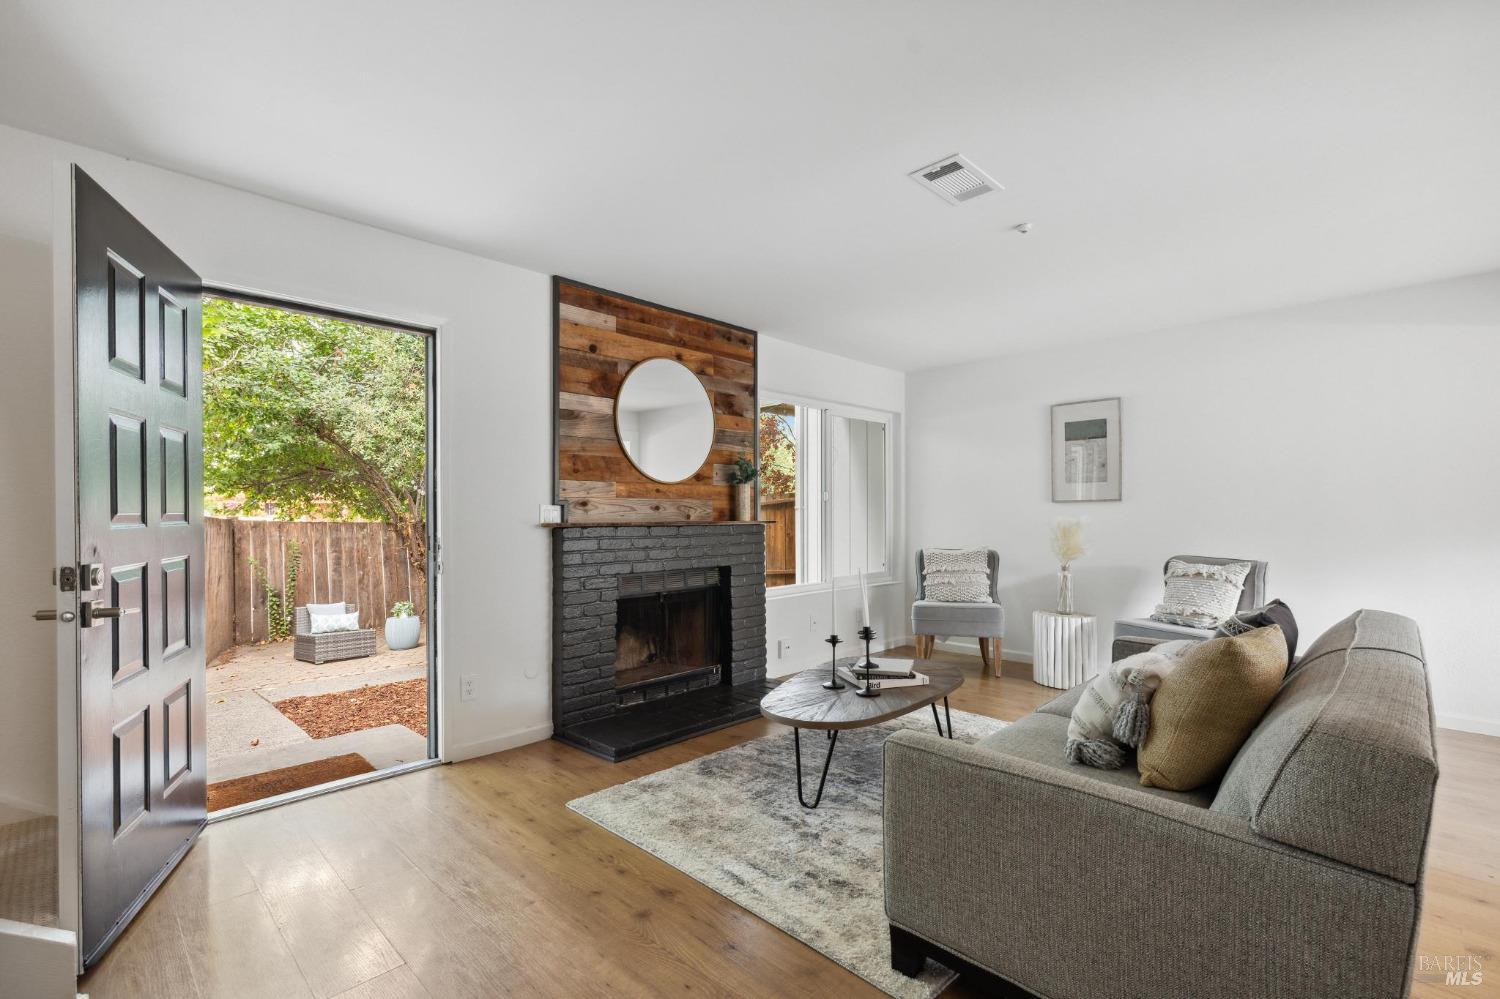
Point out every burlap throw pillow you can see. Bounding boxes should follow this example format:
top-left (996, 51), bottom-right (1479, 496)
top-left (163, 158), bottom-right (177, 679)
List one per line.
top-left (1138, 625), bottom-right (1287, 791)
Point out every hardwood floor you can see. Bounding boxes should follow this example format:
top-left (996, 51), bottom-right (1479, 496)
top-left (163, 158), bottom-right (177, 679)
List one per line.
top-left (81, 649), bottom-right (1498, 999)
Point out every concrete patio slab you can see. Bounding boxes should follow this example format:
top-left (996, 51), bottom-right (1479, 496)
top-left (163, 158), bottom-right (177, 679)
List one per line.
top-left (206, 637), bottom-right (431, 797)
top-left (210, 724), bottom-right (427, 783)
top-left (207, 688), bottom-right (310, 761)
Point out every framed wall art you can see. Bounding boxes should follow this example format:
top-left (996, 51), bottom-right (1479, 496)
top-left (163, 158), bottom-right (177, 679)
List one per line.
top-left (1051, 398), bottom-right (1121, 502)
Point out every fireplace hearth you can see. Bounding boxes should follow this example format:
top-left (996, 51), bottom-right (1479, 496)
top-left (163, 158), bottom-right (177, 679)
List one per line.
top-left (551, 523), bottom-right (769, 761)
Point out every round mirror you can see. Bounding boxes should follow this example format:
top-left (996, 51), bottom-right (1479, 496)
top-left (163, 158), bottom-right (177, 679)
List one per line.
top-left (614, 358), bottom-right (716, 483)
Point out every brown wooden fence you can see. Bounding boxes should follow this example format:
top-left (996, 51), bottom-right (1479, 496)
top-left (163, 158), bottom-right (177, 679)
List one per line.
top-left (205, 517), bottom-right (425, 663)
top-left (763, 497), bottom-right (796, 588)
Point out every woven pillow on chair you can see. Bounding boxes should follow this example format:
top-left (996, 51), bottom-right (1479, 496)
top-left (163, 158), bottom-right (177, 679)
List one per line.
top-left (922, 548), bottom-right (991, 602)
top-left (1151, 559), bottom-right (1252, 628)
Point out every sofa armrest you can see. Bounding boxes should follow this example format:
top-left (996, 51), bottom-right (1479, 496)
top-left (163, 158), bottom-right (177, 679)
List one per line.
top-left (882, 731), bottom-right (1419, 999)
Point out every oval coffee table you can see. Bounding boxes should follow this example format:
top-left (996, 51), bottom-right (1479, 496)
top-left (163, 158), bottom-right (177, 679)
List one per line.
top-left (760, 660), bottom-right (964, 808)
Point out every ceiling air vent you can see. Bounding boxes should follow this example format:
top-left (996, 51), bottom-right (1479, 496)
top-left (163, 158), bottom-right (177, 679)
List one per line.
top-left (908, 154), bottom-right (1002, 206)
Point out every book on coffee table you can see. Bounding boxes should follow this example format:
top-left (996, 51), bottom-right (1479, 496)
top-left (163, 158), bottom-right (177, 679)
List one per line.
top-left (836, 666), bottom-right (930, 689)
top-left (838, 658), bottom-right (918, 679)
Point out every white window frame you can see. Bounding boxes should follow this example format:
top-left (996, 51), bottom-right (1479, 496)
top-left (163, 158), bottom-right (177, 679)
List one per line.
top-left (760, 390), bottom-right (897, 600)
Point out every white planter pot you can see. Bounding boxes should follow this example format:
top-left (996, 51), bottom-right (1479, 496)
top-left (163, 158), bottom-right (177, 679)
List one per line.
top-left (384, 615), bottom-right (421, 650)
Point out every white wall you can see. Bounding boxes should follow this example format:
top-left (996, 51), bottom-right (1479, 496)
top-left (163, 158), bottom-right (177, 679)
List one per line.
top-left (0, 121), bottom-right (912, 814)
top-left (757, 336), bottom-right (908, 676)
top-left (907, 272), bottom-right (1500, 735)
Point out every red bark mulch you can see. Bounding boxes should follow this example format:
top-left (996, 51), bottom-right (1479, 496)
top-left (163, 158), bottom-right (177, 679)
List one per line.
top-left (274, 678), bottom-right (429, 739)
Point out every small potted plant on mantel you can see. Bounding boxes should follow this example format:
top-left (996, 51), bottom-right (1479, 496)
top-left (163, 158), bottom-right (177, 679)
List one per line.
top-left (730, 454), bottom-right (758, 522)
top-left (385, 601), bottom-right (421, 651)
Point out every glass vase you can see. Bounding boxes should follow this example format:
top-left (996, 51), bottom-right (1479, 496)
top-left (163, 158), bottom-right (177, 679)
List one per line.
top-left (1056, 565), bottom-right (1074, 615)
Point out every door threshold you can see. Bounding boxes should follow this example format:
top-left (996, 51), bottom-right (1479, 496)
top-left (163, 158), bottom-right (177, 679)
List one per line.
top-left (207, 757), bottom-right (442, 823)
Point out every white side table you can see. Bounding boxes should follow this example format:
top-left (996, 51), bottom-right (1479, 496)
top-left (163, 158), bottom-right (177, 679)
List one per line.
top-left (1032, 611), bottom-right (1099, 689)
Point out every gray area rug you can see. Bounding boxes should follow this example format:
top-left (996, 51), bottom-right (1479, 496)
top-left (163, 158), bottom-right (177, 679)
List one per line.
top-left (568, 708), bottom-right (1007, 999)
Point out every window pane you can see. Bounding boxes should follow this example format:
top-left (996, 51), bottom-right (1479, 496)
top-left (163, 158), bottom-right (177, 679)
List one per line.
top-left (830, 415), bottom-right (888, 579)
top-left (759, 401), bottom-right (798, 588)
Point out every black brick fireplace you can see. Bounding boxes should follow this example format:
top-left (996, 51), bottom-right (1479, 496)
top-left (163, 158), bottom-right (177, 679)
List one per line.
top-left (551, 523), bottom-right (770, 761)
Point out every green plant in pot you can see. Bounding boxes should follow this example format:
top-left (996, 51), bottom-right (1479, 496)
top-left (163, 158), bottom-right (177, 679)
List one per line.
top-left (385, 600), bottom-right (421, 651)
top-left (730, 454), bottom-right (758, 522)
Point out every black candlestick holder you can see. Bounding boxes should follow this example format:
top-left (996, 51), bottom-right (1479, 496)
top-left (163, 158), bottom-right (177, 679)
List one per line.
top-left (822, 633), bottom-right (846, 690)
top-left (854, 626), bottom-right (881, 698)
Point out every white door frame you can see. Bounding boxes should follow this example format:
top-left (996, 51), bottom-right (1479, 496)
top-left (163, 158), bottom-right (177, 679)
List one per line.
top-left (51, 160), bottom-right (84, 965)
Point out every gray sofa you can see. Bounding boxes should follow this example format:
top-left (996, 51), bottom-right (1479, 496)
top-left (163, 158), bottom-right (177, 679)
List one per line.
top-left (1113, 554), bottom-right (1268, 645)
top-left (884, 609), bottom-right (1437, 998)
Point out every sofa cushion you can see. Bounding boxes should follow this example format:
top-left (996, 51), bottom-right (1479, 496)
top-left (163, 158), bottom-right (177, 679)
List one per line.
top-left (1138, 626), bottom-right (1287, 792)
top-left (1211, 609), bottom-right (1436, 884)
top-left (911, 600), bottom-right (1004, 637)
top-left (1036, 685), bottom-right (1083, 718)
top-left (976, 713), bottom-right (1216, 808)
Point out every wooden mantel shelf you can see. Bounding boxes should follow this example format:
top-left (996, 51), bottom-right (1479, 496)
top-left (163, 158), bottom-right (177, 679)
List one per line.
top-left (541, 521), bottom-right (773, 528)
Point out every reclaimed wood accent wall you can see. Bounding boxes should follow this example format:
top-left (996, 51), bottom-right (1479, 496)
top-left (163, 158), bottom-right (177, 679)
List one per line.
top-left (555, 278), bottom-right (758, 522)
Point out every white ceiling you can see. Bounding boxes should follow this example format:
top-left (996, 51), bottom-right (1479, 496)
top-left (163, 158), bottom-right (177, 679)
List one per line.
top-left (2, 0), bottom-right (1497, 370)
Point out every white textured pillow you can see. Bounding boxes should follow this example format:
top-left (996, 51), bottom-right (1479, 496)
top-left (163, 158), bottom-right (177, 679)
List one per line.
top-left (305, 602), bottom-right (348, 617)
top-left (922, 548), bottom-right (992, 603)
top-left (1066, 640), bottom-right (1195, 768)
top-left (309, 612), bottom-right (361, 635)
top-left (1151, 559), bottom-right (1252, 629)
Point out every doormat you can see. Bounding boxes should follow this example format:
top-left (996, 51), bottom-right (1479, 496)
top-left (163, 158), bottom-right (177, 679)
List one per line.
top-left (207, 753), bottom-right (376, 811)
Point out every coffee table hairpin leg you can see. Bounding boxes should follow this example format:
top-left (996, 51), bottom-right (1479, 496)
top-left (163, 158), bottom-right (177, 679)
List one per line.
top-left (930, 698), bottom-right (955, 739)
top-left (793, 727), bottom-right (838, 809)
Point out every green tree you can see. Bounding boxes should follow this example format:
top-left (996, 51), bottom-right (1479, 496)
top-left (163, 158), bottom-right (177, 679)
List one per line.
top-left (203, 297), bottom-right (428, 582)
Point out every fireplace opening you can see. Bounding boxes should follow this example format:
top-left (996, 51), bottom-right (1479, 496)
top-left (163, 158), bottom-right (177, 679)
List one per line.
top-left (614, 569), bottom-right (725, 691)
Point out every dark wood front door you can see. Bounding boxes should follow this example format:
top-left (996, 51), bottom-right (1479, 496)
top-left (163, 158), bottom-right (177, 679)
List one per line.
top-left (71, 166), bottom-right (206, 966)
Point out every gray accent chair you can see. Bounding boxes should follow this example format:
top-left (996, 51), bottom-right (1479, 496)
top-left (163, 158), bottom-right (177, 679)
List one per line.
top-left (885, 609), bottom-right (1436, 998)
top-left (911, 549), bottom-right (1004, 676)
top-left (1113, 554), bottom-right (1269, 645)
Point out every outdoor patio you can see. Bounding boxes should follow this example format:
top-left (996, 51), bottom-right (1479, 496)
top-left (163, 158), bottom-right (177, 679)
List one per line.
top-left (207, 636), bottom-right (429, 790)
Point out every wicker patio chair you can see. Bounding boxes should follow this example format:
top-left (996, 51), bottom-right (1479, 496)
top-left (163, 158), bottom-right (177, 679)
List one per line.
top-left (294, 604), bottom-right (377, 665)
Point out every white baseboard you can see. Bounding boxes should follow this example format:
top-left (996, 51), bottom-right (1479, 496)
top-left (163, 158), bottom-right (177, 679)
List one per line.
top-left (933, 637), bottom-right (1033, 664)
top-left (446, 722), bottom-right (553, 762)
top-left (1436, 714), bottom-right (1500, 738)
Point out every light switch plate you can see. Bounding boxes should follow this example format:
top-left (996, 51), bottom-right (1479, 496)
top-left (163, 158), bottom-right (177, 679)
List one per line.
top-left (538, 504), bottom-right (563, 524)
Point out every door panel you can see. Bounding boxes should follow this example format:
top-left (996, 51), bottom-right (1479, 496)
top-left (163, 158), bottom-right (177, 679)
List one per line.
top-left (73, 166), bottom-right (205, 966)
top-left (108, 563), bottom-right (148, 683)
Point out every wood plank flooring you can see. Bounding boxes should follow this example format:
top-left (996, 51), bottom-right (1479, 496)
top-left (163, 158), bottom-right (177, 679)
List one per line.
top-left (80, 650), bottom-right (1498, 999)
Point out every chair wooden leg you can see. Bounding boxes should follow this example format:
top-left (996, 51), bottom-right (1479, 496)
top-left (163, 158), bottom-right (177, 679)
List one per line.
top-left (977, 637), bottom-right (1002, 676)
top-left (915, 634), bottom-right (934, 658)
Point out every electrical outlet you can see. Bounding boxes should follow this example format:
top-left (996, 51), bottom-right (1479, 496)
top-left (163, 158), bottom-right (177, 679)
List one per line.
top-left (460, 674), bottom-right (477, 701)
top-left (777, 638), bottom-right (792, 659)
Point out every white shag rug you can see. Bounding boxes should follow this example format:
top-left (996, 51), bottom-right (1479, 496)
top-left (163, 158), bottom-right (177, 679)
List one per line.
top-left (568, 708), bottom-right (1006, 999)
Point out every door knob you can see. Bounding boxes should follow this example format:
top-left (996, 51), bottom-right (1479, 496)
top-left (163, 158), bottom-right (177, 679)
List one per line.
top-left (34, 609), bottom-right (77, 623)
